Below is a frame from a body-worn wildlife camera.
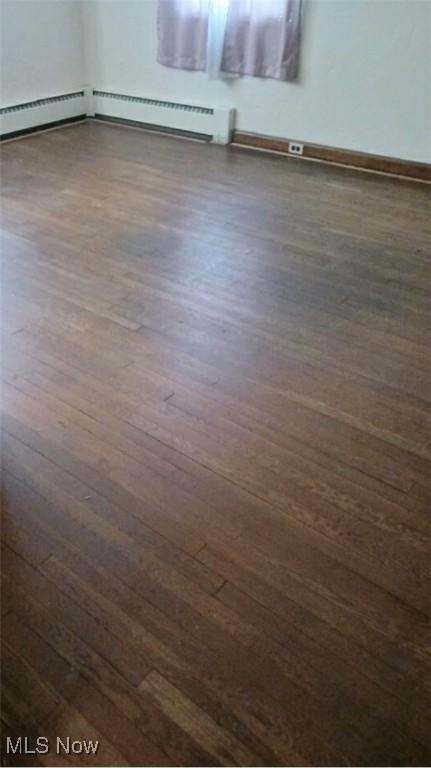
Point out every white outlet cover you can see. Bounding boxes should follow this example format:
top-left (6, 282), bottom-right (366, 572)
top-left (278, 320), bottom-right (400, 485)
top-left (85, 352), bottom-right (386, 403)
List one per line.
top-left (288, 142), bottom-right (304, 155)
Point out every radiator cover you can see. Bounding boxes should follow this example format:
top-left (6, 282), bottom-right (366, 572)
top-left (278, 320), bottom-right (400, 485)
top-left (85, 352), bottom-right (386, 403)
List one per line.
top-left (90, 89), bottom-right (235, 145)
top-left (0, 91), bottom-right (87, 138)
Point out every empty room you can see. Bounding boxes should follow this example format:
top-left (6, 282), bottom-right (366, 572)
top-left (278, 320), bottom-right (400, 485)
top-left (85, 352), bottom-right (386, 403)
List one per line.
top-left (1, 0), bottom-right (430, 766)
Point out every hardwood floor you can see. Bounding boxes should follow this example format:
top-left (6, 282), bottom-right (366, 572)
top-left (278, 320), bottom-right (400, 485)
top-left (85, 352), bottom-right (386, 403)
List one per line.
top-left (1, 121), bottom-right (430, 767)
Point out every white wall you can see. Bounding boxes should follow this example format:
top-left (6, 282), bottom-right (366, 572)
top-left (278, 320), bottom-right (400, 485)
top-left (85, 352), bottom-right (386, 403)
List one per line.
top-left (83, 0), bottom-right (431, 163)
top-left (1, 0), bottom-right (429, 162)
top-left (0, 0), bottom-right (85, 106)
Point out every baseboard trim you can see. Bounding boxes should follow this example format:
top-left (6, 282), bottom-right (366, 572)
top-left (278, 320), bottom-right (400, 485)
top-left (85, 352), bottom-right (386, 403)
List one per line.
top-left (0, 114), bottom-right (87, 142)
top-left (232, 131), bottom-right (431, 182)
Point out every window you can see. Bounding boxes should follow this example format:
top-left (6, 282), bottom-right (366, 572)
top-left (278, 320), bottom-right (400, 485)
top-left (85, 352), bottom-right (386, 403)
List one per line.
top-left (158, 0), bottom-right (303, 81)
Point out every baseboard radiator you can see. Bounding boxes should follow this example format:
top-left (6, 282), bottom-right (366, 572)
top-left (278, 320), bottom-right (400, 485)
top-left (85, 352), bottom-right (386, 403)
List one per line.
top-left (1, 88), bottom-right (427, 181)
top-left (89, 89), bottom-right (235, 145)
top-left (0, 91), bottom-right (87, 140)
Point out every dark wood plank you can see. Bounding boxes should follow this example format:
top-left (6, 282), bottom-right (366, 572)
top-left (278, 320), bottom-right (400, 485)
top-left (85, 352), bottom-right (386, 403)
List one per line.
top-left (3, 610), bottom-right (172, 767)
top-left (1, 121), bottom-right (430, 767)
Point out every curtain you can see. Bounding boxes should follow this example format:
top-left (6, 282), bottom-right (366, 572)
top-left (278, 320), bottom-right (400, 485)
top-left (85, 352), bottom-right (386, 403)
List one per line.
top-left (157, 0), bottom-right (302, 82)
top-left (221, 0), bottom-right (302, 81)
top-left (157, 0), bottom-right (208, 71)
top-left (207, 0), bottom-right (229, 79)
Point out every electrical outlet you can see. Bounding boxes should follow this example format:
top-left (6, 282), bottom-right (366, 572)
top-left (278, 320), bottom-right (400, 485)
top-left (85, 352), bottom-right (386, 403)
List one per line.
top-left (288, 142), bottom-right (304, 156)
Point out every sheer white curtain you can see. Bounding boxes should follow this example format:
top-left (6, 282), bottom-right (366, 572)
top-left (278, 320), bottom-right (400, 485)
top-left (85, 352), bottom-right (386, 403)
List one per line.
top-left (157, 0), bottom-right (302, 81)
top-left (207, 0), bottom-right (229, 79)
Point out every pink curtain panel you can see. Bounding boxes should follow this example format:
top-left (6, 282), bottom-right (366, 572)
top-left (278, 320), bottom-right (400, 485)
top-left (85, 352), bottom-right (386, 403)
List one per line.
top-left (158, 0), bottom-right (302, 81)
